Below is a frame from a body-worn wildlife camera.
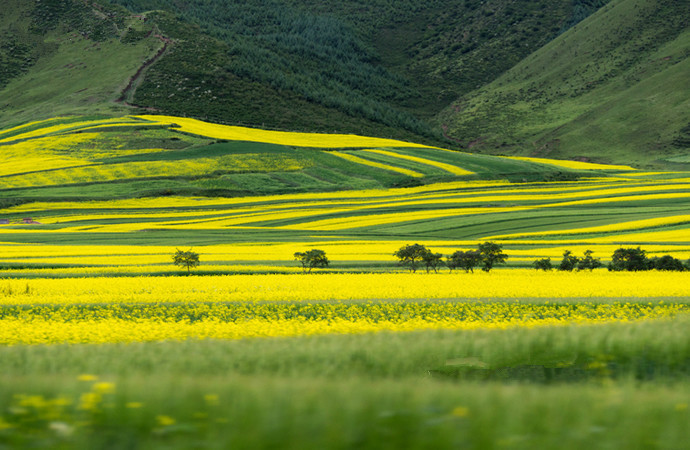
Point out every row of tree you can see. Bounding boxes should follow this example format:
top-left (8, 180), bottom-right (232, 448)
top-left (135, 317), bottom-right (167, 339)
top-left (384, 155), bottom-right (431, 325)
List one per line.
top-left (393, 242), bottom-right (508, 273)
top-left (535, 247), bottom-right (690, 272)
top-left (176, 245), bottom-right (689, 275)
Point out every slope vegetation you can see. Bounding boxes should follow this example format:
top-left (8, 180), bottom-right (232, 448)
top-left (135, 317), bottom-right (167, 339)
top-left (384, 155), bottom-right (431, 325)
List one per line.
top-left (0, 0), bottom-right (165, 128)
top-left (2, 0), bottom-right (610, 147)
top-left (437, 0), bottom-right (690, 168)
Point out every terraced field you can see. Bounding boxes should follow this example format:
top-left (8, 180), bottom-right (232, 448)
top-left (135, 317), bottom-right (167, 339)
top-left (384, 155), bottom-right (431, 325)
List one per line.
top-left (2, 115), bottom-right (689, 275)
top-left (1, 116), bottom-right (689, 449)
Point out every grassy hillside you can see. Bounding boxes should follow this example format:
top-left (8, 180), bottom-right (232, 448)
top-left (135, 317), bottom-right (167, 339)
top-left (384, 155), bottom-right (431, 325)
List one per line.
top-left (2, 0), bottom-right (612, 147)
top-left (108, 0), bottom-right (605, 136)
top-left (3, 0), bottom-right (686, 167)
top-left (437, 0), bottom-right (690, 168)
top-left (0, 0), bottom-right (165, 127)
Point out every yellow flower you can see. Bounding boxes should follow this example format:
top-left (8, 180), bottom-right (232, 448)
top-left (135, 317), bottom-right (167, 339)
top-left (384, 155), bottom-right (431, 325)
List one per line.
top-left (126, 402), bottom-right (144, 409)
top-left (92, 382), bottom-right (116, 394)
top-left (77, 374), bottom-right (99, 382)
top-left (156, 415), bottom-right (176, 427)
top-left (451, 406), bottom-right (470, 418)
top-left (78, 393), bottom-right (102, 411)
top-left (204, 394), bottom-right (220, 406)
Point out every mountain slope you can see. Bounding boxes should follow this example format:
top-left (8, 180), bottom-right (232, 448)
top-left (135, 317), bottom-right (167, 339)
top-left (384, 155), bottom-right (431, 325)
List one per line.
top-left (110, 0), bottom-right (604, 132)
top-left (2, 0), bottom-right (608, 143)
top-left (0, 0), bottom-right (166, 127)
top-left (436, 0), bottom-right (690, 168)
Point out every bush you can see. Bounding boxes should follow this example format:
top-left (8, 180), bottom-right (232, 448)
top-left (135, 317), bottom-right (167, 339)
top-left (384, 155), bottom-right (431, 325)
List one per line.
top-left (558, 250), bottom-right (579, 271)
top-left (650, 255), bottom-right (685, 272)
top-left (533, 257), bottom-right (553, 271)
top-left (608, 247), bottom-right (651, 272)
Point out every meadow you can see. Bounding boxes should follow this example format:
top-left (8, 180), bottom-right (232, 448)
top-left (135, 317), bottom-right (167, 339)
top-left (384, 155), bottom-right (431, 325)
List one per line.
top-left (1, 115), bottom-right (689, 448)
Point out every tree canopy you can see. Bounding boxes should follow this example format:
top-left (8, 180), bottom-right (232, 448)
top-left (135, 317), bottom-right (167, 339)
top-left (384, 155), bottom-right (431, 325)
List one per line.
top-left (393, 243), bottom-right (430, 273)
top-left (172, 248), bottom-right (200, 275)
top-left (447, 250), bottom-right (481, 273)
top-left (477, 242), bottom-right (508, 272)
top-left (294, 249), bottom-right (329, 273)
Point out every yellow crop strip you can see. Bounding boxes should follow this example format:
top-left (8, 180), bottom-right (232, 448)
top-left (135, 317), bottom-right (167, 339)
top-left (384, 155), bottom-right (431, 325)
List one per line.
top-left (2, 271), bottom-right (690, 306)
top-left (490, 215), bottom-right (690, 239)
top-left (0, 272), bottom-right (688, 345)
top-left (279, 207), bottom-right (524, 231)
top-left (505, 156), bottom-right (637, 171)
top-left (329, 151), bottom-right (424, 177)
top-left (0, 134), bottom-right (97, 177)
top-left (364, 149), bottom-right (474, 176)
top-left (135, 115), bottom-right (434, 149)
top-left (2, 309), bottom-right (685, 345)
top-left (0, 118), bottom-right (69, 140)
top-left (0, 154), bottom-right (307, 189)
top-left (0, 118), bottom-right (136, 144)
top-left (4, 179), bottom-right (648, 216)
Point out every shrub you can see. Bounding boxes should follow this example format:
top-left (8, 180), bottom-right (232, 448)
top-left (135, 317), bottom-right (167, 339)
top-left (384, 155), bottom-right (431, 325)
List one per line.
top-left (558, 250), bottom-right (579, 271)
top-left (533, 257), bottom-right (553, 271)
top-left (650, 255), bottom-right (685, 272)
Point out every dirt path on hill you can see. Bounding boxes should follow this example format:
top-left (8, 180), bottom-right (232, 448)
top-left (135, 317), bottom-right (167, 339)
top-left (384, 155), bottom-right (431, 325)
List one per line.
top-left (116, 32), bottom-right (172, 105)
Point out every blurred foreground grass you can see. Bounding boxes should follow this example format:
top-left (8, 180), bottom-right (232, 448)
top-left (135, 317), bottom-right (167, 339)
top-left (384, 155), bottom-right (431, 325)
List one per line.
top-left (1, 315), bottom-right (688, 449)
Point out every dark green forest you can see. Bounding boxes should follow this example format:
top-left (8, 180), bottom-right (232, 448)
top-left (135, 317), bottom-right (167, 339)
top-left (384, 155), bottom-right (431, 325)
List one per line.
top-left (104, 0), bottom-right (607, 139)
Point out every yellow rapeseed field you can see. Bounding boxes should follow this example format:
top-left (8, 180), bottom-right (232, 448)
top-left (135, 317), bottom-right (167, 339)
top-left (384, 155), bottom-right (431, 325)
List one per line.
top-left (135, 115), bottom-right (434, 149)
top-left (364, 149), bottom-right (474, 176)
top-left (1, 275), bottom-right (688, 345)
top-left (505, 156), bottom-right (636, 171)
top-left (329, 151), bottom-right (424, 177)
top-left (2, 271), bottom-right (690, 306)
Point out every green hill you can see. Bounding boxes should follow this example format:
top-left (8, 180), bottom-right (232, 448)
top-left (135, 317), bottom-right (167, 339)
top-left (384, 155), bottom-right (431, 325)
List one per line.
top-left (0, 0), bottom-right (164, 125)
top-left (2, 0), bottom-right (686, 168)
top-left (1, 0), bottom-right (609, 146)
top-left (436, 0), bottom-right (690, 168)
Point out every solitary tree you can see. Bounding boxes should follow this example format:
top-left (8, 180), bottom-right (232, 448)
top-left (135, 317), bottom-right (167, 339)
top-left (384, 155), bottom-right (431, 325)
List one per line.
top-left (173, 248), bottom-right (200, 275)
top-left (447, 250), bottom-right (482, 273)
top-left (294, 249), bottom-right (329, 273)
top-left (394, 243), bottom-right (430, 273)
top-left (477, 241), bottom-right (508, 272)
